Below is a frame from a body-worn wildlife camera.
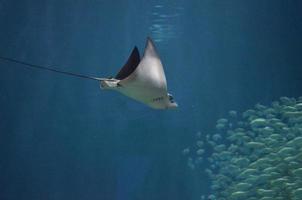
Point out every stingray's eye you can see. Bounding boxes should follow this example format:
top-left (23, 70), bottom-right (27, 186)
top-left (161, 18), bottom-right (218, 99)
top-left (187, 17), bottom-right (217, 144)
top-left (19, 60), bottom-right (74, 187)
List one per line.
top-left (168, 94), bottom-right (174, 103)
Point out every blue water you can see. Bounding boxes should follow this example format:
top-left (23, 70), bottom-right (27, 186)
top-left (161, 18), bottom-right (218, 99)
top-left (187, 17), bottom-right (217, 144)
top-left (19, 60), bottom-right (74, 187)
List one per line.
top-left (0, 1), bottom-right (301, 200)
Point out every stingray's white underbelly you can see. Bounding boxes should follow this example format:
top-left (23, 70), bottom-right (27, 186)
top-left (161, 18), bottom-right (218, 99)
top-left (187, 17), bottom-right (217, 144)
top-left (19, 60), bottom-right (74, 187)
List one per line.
top-left (118, 79), bottom-right (167, 109)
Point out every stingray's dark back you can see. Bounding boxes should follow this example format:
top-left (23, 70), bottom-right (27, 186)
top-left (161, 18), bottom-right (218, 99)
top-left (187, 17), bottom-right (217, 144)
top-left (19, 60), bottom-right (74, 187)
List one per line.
top-left (115, 47), bottom-right (140, 80)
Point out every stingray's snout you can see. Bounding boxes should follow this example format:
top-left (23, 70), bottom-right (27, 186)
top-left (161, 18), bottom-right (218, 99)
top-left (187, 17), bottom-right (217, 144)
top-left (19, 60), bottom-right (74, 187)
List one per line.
top-left (167, 93), bottom-right (178, 109)
top-left (168, 102), bottom-right (178, 109)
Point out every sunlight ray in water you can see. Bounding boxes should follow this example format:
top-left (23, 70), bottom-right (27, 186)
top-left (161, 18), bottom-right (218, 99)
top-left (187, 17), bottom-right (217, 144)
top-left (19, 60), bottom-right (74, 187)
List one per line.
top-left (148, 3), bottom-right (184, 43)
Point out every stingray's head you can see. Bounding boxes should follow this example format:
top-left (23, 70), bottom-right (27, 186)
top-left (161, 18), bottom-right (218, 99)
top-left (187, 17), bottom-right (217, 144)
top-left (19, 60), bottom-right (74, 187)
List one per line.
top-left (166, 93), bottom-right (178, 109)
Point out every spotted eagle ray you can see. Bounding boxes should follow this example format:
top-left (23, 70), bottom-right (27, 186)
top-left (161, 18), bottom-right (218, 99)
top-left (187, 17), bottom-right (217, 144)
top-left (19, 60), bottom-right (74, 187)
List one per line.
top-left (0, 37), bottom-right (177, 109)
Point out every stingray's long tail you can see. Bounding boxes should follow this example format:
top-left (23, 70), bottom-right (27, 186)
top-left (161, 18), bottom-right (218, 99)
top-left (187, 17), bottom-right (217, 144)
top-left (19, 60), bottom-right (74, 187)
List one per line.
top-left (0, 56), bottom-right (108, 81)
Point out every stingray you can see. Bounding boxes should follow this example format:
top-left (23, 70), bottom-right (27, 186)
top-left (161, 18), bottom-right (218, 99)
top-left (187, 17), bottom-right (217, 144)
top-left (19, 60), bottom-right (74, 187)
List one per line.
top-left (0, 37), bottom-right (177, 109)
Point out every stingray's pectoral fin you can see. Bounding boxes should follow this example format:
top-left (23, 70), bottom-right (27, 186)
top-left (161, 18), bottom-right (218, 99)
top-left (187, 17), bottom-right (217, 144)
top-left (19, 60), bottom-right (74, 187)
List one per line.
top-left (115, 47), bottom-right (140, 80)
top-left (100, 78), bottom-right (121, 90)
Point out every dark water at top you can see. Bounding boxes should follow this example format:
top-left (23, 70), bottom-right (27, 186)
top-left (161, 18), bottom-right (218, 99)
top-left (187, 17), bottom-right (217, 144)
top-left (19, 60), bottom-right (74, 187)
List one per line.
top-left (0, 1), bottom-right (301, 200)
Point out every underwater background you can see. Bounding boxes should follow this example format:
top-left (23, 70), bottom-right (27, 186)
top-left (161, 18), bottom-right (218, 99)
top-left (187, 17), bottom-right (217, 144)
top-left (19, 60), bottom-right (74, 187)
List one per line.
top-left (0, 0), bottom-right (302, 200)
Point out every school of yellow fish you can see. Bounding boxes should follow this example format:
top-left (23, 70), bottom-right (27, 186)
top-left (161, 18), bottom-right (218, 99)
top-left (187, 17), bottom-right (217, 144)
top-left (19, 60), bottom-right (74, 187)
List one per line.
top-left (184, 96), bottom-right (302, 200)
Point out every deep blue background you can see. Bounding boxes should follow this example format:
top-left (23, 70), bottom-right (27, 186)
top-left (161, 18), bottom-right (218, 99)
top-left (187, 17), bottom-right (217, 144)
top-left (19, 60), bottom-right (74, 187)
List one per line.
top-left (0, 1), bottom-right (301, 200)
